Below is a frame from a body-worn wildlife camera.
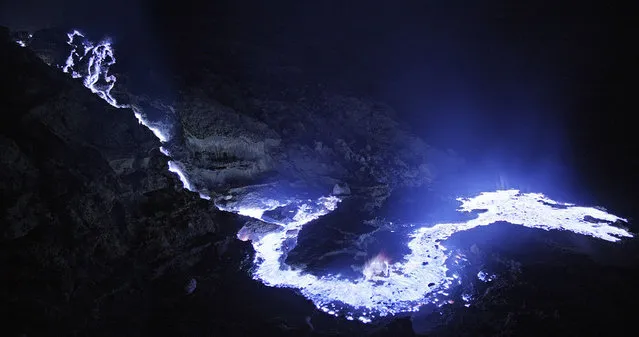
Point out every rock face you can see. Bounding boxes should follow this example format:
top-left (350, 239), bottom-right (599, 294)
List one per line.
top-left (16, 25), bottom-right (464, 213)
top-left (0, 25), bottom-right (465, 336)
top-left (0, 27), bottom-right (247, 336)
top-left (167, 88), bottom-right (436, 206)
top-left (169, 90), bottom-right (282, 190)
top-left (151, 76), bottom-right (445, 216)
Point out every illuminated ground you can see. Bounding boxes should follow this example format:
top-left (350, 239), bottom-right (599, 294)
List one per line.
top-left (227, 190), bottom-right (631, 323)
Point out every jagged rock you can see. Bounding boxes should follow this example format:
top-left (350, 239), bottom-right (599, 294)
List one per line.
top-left (18, 24), bottom-right (462, 213)
top-left (16, 27), bottom-right (69, 66)
top-left (165, 90), bottom-right (438, 208)
top-left (0, 27), bottom-right (241, 336)
top-left (332, 182), bottom-right (351, 196)
top-left (184, 278), bottom-right (197, 294)
top-left (237, 219), bottom-right (283, 242)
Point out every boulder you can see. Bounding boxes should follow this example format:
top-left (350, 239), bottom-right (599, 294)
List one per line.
top-left (332, 182), bottom-right (351, 196)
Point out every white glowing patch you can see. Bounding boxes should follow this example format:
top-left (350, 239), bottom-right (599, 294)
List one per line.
top-left (216, 197), bottom-right (287, 221)
top-left (16, 40), bottom-right (27, 47)
top-left (61, 30), bottom-right (121, 107)
top-left (62, 30), bottom-right (84, 77)
top-left (82, 39), bottom-right (118, 106)
top-left (362, 252), bottom-right (391, 279)
top-left (132, 107), bottom-right (170, 143)
top-left (159, 146), bottom-right (170, 156)
top-left (238, 208), bottom-right (268, 219)
top-left (477, 271), bottom-right (496, 282)
top-left (168, 161), bottom-right (194, 191)
top-left (239, 190), bottom-right (631, 322)
top-left (455, 190), bottom-right (630, 242)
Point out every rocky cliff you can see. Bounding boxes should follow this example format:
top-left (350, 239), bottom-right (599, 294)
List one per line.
top-left (0, 26), bottom-right (255, 336)
top-left (16, 27), bottom-right (460, 211)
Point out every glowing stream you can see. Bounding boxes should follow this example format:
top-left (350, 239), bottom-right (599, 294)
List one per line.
top-left (53, 30), bottom-right (633, 324)
top-left (235, 190), bottom-right (632, 323)
top-left (59, 30), bottom-right (202, 197)
top-left (62, 30), bottom-right (119, 106)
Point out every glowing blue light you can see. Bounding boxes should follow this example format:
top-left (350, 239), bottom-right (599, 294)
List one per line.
top-left (59, 30), bottom-right (186, 195)
top-left (159, 147), bottom-right (170, 156)
top-left (61, 29), bottom-right (171, 145)
top-left (235, 190), bottom-right (631, 322)
top-left (477, 271), bottom-right (496, 282)
top-left (215, 197), bottom-right (287, 221)
top-left (238, 208), bottom-right (268, 219)
top-left (82, 39), bottom-right (118, 106)
top-left (168, 161), bottom-right (193, 191)
top-left (62, 30), bottom-right (120, 107)
top-left (132, 107), bottom-right (170, 143)
top-left (62, 30), bottom-right (84, 76)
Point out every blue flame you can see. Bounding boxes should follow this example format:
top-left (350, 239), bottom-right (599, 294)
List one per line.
top-left (58, 30), bottom-right (199, 194)
top-left (230, 190), bottom-right (631, 322)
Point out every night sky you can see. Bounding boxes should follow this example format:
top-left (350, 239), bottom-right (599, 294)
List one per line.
top-left (2, 0), bottom-right (636, 201)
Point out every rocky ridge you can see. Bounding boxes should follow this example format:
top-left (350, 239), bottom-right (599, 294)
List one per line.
top-left (14, 26), bottom-right (465, 212)
top-left (0, 26), bottom-right (250, 336)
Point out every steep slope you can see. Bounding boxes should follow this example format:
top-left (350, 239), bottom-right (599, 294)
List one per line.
top-left (0, 26), bottom-right (245, 336)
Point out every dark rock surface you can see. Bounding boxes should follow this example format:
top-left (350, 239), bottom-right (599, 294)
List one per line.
top-left (16, 24), bottom-right (465, 212)
top-left (151, 83), bottom-right (442, 212)
top-left (172, 86), bottom-right (438, 202)
top-left (0, 26), bottom-right (246, 336)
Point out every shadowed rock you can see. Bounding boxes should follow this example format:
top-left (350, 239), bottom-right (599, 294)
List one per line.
top-left (0, 27), bottom-right (244, 336)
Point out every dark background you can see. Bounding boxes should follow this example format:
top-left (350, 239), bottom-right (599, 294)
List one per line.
top-left (2, 0), bottom-right (636, 210)
top-left (1, 2), bottom-right (638, 336)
